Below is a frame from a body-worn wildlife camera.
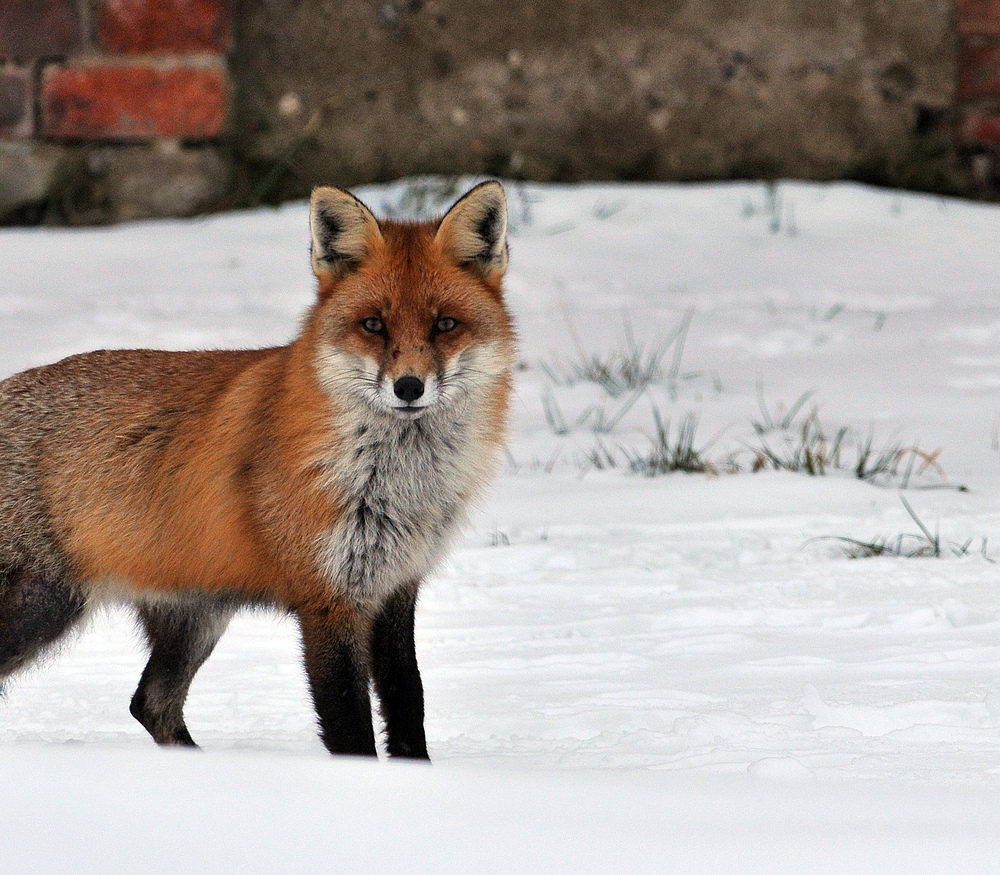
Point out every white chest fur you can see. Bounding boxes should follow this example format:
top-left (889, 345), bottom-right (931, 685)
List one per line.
top-left (317, 408), bottom-right (489, 604)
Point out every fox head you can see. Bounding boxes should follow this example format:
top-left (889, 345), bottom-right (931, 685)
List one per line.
top-left (306, 182), bottom-right (515, 423)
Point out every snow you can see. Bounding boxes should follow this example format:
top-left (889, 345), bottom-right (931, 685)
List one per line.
top-left (2, 180), bottom-right (1000, 869)
top-left (6, 747), bottom-right (1000, 875)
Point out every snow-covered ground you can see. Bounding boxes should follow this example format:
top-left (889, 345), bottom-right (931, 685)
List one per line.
top-left (2, 180), bottom-right (1000, 870)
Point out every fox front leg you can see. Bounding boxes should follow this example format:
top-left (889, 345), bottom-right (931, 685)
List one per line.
top-left (370, 583), bottom-right (429, 760)
top-left (297, 599), bottom-right (377, 756)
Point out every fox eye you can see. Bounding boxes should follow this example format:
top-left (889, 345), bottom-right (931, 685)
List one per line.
top-left (436, 317), bottom-right (457, 333)
top-left (361, 317), bottom-right (384, 334)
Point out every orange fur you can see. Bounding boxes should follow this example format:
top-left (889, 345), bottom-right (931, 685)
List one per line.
top-left (34, 194), bottom-right (514, 612)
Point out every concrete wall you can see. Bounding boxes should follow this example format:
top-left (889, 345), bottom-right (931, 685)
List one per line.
top-left (231, 0), bottom-right (973, 201)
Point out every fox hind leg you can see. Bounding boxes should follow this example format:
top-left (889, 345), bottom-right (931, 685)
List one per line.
top-left (0, 567), bottom-right (87, 686)
top-left (130, 601), bottom-right (235, 747)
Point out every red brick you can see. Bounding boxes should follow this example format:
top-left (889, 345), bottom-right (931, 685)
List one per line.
top-left (960, 113), bottom-right (1000, 147)
top-left (0, 0), bottom-right (82, 61)
top-left (41, 64), bottom-right (227, 141)
top-left (0, 66), bottom-right (32, 137)
top-left (96, 0), bottom-right (230, 55)
top-left (958, 43), bottom-right (1000, 100)
top-left (958, 0), bottom-right (1000, 37)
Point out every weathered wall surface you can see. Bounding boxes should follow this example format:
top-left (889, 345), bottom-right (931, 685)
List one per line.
top-left (231, 0), bottom-right (971, 199)
top-left (3, 1), bottom-right (1000, 223)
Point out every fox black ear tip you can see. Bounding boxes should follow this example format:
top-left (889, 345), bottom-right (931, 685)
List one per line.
top-left (310, 185), bottom-right (353, 206)
top-left (477, 180), bottom-right (506, 197)
top-left (460, 181), bottom-right (508, 217)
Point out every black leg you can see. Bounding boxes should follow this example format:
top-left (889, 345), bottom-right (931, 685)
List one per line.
top-left (130, 601), bottom-right (234, 747)
top-left (0, 567), bottom-right (86, 682)
top-left (370, 584), bottom-right (429, 760)
top-left (298, 600), bottom-right (377, 757)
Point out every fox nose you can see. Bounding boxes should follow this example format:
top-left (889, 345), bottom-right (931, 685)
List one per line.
top-left (393, 375), bottom-right (425, 403)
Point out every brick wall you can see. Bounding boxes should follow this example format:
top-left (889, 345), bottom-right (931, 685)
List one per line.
top-left (0, 0), bottom-right (229, 222)
top-left (958, 0), bottom-right (1000, 173)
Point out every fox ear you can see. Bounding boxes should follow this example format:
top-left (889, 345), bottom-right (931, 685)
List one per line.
top-left (310, 186), bottom-right (382, 279)
top-left (436, 181), bottom-right (508, 280)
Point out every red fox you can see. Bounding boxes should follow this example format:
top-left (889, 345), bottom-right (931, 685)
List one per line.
top-left (0, 181), bottom-right (514, 758)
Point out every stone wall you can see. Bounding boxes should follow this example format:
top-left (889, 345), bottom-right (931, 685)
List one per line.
top-left (2, 1), bottom-right (1000, 223)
